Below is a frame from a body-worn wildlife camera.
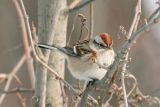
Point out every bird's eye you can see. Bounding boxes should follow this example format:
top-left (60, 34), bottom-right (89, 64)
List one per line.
top-left (93, 40), bottom-right (109, 48)
top-left (99, 44), bottom-right (104, 47)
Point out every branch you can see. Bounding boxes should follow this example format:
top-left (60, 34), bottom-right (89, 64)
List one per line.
top-left (0, 74), bottom-right (7, 84)
top-left (17, 0), bottom-right (79, 97)
top-left (121, 53), bottom-right (129, 107)
top-left (14, 0), bottom-right (35, 89)
top-left (32, 21), bottom-right (79, 95)
top-left (14, 0), bottom-right (47, 106)
top-left (0, 88), bottom-right (34, 94)
top-left (126, 74), bottom-right (137, 98)
top-left (16, 92), bottom-right (26, 107)
top-left (106, 3), bottom-right (160, 81)
top-left (89, 2), bottom-right (94, 39)
top-left (78, 1), bottom-right (160, 106)
top-left (0, 55), bottom-right (26, 106)
top-left (68, 0), bottom-right (81, 10)
top-left (67, 0), bottom-right (95, 13)
top-left (148, 6), bottom-right (160, 22)
top-left (80, 86), bottom-right (92, 107)
top-left (119, 0), bottom-right (142, 106)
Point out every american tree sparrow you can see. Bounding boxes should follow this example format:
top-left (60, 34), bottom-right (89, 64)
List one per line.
top-left (37, 33), bottom-right (115, 82)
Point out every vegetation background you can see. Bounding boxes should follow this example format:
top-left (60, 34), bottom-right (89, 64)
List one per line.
top-left (0, 0), bottom-right (160, 107)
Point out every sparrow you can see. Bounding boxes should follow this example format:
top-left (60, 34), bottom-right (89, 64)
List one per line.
top-left (37, 33), bottom-right (115, 82)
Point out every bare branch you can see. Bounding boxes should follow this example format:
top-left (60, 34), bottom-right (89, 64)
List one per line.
top-left (0, 88), bottom-right (34, 94)
top-left (68, 0), bottom-right (81, 10)
top-left (13, 0), bottom-right (35, 89)
top-left (148, 6), bottom-right (160, 22)
top-left (67, 15), bottom-right (78, 46)
top-left (120, 0), bottom-right (141, 106)
top-left (18, 0), bottom-right (79, 97)
top-left (80, 86), bottom-right (92, 107)
top-left (121, 53), bottom-right (129, 107)
top-left (78, 0), bottom-right (160, 106)
top-left (16, 92), bottom-right (27, 107)
top-left (126, 74), bottom-right (137, 98)
top-left (68, 0), bottom-right (95, 13)
top-left (32, 24), bottom-right (79, 95)
top-left (106, 1), bottom-right (160, 82)
top-left (89, 2), bottom-right (94, 39)
top-left (0, 74), bottom-right (7, 83)
top-left (0, 55), bottom-right (26, 106)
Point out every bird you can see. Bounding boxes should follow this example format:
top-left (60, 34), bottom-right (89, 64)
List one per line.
top-left (37, 33), bottom-right (115, 83)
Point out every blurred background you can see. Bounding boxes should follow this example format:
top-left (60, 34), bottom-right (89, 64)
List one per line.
top-left (0, 0), bottom-right (160, 107)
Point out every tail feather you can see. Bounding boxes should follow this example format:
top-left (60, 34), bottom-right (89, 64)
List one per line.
top-left (37, 43), bottom-right (57, 50)
top-left (37, 43), bottom-right (78, 57)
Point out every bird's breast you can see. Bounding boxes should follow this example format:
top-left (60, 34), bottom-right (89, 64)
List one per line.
top-left (96, 49), bottom-right (115, 67)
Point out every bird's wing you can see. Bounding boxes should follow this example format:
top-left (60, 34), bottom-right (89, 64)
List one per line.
top-left (73, 40), bottom-right (93, 56)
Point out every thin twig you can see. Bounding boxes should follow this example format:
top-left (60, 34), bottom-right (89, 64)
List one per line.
top-left (16, 0), bottom-right (47, 106)
top-left (32, 26), bottom-right (79, 94)
top-left (102, 6), bottom-right (160, 84)
top-left (0, 55), bottom-right (26, 106)
top-left (59, 81), bottom-right (68, 107)
top-left (68, 0), bottom-right (81, 10)
top-left (120, 0), bottom-right (141, 106)
top-left (68, 0), bottom-right (95, 13)
top-left (0, 74), bottom-right (7, 82)
top-left (16, 92), bottom-right (27, 107)
top-left (0, 88), bottom-right (34, 94)
top-left (126, 74), bottom-right (137, 98)
top-left (77, 5), bottom-right (160, 107)
top-left (89, 2), bottom-right (94, 39)
top-left (13, 0), bottom-right (35, 89)
top-left (67, 14), bottom-right (78, 46)
top-left (121, 53), bottom-right (129, 107)
top-left (103, 93), bottom-right (113, 107)
top-left (77, 14), bottom-right (88, 42)
top-left (13, 74), bottom-right (23, 85)
top-left (80, 85), bottom-right (92, 107)
top-left (18, 0), bottom-right (79, 97)
top-left (148, 6), bottom-right (160, 22)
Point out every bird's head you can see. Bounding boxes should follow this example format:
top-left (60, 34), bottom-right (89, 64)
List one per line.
top-left (89, 33), bottom-right (113, 51)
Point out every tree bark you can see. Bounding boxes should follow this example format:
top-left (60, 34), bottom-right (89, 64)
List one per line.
top-left (35, 0), bottom-right (68, 107)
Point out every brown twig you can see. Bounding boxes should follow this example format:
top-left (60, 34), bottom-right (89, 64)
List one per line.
top-left (0, 55), bottom-right (26, 106)
top-left (59, 81), bottom-right (68, 107)
top-left (16, 92), bottom-right (27, 107)
top-left (126, 74), bottom-right (137, 98)
top-left (13, 0), bottom-right (35, 89)
top-left (148, 6), bottom-right (160, 22)
top-left (78, 0), bottom-right (160, 106)
top-left (89, 2), bottom-right (94, 39)
top-left (103, 4), bottom-right (160, 84)
top-left (77, 14), bottom-right (88, 42)
top-left (68, 0), bottom-right (81, 10)
top-left (18, 0), bottom-right (79, 97)
top-left (67, 0), bottom-right (95, 13)
top-left (32, 26), bottom-right (79, 94)
top-left (120, 0), bottom-right (141, 106)
top-left (0, 88), bottom-right (34, 94)
top-left (15, 0), bottom-right (47, 106)
top-left (80, 86), bottom-right (93, 107)
top-left (0, 74), bottom-right (7, 84)
top-left (67, 14), bottom-right (78, 46)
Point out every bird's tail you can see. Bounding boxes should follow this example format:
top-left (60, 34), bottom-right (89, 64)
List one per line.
top-left (37, 43), bottom-right (77, 57)
top-left (37, 43), bottom-right (58, 50)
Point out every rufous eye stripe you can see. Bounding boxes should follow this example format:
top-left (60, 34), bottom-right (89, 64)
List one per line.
top-left (100, 33), bottom-right (112, 46)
